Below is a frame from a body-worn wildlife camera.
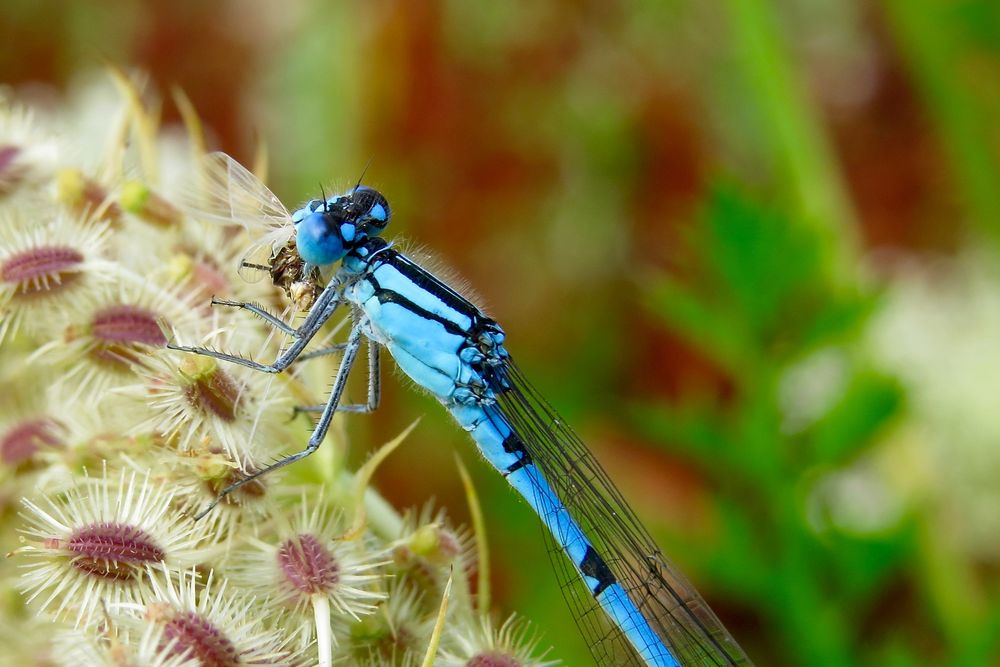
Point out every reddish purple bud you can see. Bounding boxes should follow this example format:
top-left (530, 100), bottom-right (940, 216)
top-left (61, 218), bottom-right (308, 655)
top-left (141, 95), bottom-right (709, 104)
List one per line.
top-left (467, 652), bottom-right (522, 667)
top-left (87, 304), bottom-right (167, 370)
top-left (183, 365), bottom-right (241, 422)
top-left (277, 534), bottom-right (339, 596)
top-left (66, 521), bottom-right (165, 581)
top-left (92, 305), bottom-right (166, 345)
top-left (1, 246), bottom-right (83, 296)
top-left (161, 610), bottom-right (240, 667)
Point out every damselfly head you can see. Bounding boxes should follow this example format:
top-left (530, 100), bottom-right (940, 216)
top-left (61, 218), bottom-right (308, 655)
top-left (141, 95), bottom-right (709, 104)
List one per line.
top-left (290, 186), bottom-right (391, 268)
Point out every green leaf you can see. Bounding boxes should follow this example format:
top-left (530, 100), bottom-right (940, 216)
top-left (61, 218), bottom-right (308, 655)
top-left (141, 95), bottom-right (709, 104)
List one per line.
top-left (807, 372), bottom-right (904, 465)
top-left (700, 187), bottom-right (823, 337)
top-left (642, 275), bottom-right (750, 375)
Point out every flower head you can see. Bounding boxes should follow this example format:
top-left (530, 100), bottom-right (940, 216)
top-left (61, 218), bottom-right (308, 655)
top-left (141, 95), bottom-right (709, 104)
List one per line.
top-left (135, 565), bottom-right (301, 666)
top-left (227, 492), bottom-right (388, 650)
top-left (0, 416), bottom-right (63, 470)
top-left (391, 503), bottom-right (474, 605)
top-left (166, 450), bottom-right (274, 539)
top-left (0, 102), bottom-right (58, 198)
top-left (52, 624), bottom-right (201, 667)
top-left (437, 615), bottom-right (559, 667)
top-left (121, 337), bottom-right (293, 469)
top-left (16, 467), bottom-right (206, 626)
top-left (32, 268), bottom-right (201, 407)
top-left (349, 582), bottom-right (433, 667)
top-left (0, 211), bottom-right (114, 343)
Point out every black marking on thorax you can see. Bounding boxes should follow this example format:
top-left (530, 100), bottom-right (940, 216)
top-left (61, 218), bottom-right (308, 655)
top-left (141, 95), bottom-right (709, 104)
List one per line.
top-left (362, 252), bottom-right (474, 336)
top-left (365, 250), bottom-right (503, 348)
top-left (384, 251), bottom-right (481, 315)
top-left (580, 546), bottom-right (616, 597)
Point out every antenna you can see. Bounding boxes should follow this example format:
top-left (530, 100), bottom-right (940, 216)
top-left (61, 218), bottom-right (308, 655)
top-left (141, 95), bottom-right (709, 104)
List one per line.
top-left (352, 155), bottom-right (375, 195)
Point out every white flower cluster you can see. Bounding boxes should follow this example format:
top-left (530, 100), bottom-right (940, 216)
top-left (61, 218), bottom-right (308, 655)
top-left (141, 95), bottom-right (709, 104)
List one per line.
top-left (0, 73), bottom-right (555, 667)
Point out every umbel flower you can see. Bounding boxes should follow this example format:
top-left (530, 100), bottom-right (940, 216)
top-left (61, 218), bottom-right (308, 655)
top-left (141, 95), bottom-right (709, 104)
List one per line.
top-left (130, 566), bottom-right (301, 666)
top-left (52, 623), bottom-right (201, 667)
top-left (0, 72), bottom-right (558, 667)
top-left (437, 616), bottom-right (560, 667)
top-left (16, 467), bottom-right (206, 626)
top-left (226, 492), bottom-right (388, 654)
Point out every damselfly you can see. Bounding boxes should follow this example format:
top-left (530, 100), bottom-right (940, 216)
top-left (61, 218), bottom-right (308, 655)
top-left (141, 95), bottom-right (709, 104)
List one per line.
top-left (171, 153), bottom-right (752, 667)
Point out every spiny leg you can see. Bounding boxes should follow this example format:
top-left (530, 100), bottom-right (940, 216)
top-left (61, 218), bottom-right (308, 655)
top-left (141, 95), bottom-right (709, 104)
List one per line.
top-left (213, 275), bottom-right (342, 336)
top-left (194, 313), bottom-right (368, 520)
top-left (210, 297), bottom-right (298, 336)
top-left (296, 342), bottom-right (349, 362)
top-left (168, 290), bottom-right (345, 373)
top-left (293, 339), bottom-right (381, 415)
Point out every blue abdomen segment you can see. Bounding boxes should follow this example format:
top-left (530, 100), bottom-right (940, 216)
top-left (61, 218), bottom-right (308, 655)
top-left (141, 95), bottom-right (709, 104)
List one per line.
top-left (344, 247), bottom-right (683, 665)
top-left (599, 584), bottom-right (680, 667)
top-left (451, 403), bottom-right (679, 667)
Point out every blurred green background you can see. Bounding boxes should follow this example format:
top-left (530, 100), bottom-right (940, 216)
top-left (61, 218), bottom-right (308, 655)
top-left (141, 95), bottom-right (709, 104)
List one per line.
top-left (5, 1), bottom-right (1000, 664)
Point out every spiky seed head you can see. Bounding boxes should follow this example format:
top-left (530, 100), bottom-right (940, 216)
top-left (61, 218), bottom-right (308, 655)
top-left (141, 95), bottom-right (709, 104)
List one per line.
top-left (437, 616), bottom-right (559, 667)
top-left (139, 566), bottom-right (301, 666)
top-left (226, 494), bottom-right (387, 651)
top-left (123, 345), bottom-right (292, 467)
top-left (0, 212), bottom-right (113, 343)
top-left (16, 468), bottom-right (206, 626)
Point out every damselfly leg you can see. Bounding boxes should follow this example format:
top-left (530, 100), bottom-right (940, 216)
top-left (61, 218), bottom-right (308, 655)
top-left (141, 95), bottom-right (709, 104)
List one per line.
top-left (292, 340), bottom-right (381, 416)
top-left (166, 284), bottom-right (343, 373)
top-left (192, 310), bottom-right (369, 519)
top-left (209, 296), bottom-right (299, 336)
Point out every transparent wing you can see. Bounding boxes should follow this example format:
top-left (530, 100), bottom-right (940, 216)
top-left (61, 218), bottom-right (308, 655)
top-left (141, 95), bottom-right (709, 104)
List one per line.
top-left (492, 359), bottom-right (752, 667)
top-left (176, 151), bottom-right (295, 282)
top-left (178, 151), bottom-right (290, 226)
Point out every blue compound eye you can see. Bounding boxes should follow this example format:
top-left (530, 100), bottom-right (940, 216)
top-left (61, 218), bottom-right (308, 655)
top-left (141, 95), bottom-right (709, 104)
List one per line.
top-left (296, 211), bottom-right (346, 265)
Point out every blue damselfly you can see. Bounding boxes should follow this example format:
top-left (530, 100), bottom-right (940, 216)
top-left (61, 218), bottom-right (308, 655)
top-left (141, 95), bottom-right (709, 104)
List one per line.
top-left (171, 153), bottom-right (752, 667)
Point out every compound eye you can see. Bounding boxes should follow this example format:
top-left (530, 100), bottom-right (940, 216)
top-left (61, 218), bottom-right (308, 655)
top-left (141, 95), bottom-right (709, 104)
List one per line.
top-left (295, 211), bottom-right (346, 266)
top-left (352, 186), bottom-right (390, 231)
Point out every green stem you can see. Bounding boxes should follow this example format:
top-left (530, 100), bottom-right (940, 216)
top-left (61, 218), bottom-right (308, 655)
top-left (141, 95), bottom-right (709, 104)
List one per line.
top-left (724, 0), bottom-right (859, 276)
top-left (883, 0), bottom-right (1000, 237)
